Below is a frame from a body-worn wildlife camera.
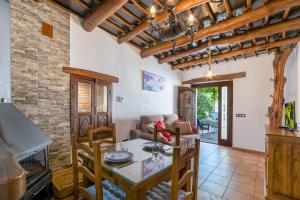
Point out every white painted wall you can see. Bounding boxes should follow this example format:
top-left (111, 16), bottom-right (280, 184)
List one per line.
top-left (285, 44), bottom-right (300, 125)
top-left (0, 0), bottom-right (11, 102)
top-left (70, 15), bottom-right (181, 141)
top-left (179, 54), bottom-right (274, 152)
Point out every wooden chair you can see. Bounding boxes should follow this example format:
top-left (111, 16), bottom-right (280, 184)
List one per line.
top-left (87, 123), bottom-right (116, 148)
top-left (153, 125), bottom-right (180, 146)
top-left (146, 139), bottom-right (200, 200)
top-left (71, 134), bottom-right (125, 200)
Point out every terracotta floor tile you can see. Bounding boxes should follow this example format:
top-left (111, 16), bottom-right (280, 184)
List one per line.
top-left (228, 180), bottom-right (255, 195)
top-left (199, 170), bottom-right (211, 179)
top-left (222, 188), bottom-right (253, 200)
top-left (232, 173), bottom-right (256, 185)
top-left (200, 163), bottom-right (217, 173)
top-left (207, 174), bottom-right (231, 186)
top-left (202, 159), bottom-right (221, 167)
top-left (197, 190), bottom-right (222, 200)
top-left (212, 168), bottom-right (234, 178)
top-left (200, 180), bottom-right (227, 197)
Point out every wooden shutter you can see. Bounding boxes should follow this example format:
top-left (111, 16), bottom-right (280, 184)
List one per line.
top-left (178, 87), bottom-right (197, 126)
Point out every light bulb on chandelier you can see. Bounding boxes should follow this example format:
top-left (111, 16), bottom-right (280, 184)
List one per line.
top-left (150, 5), bottom-right (156, 18)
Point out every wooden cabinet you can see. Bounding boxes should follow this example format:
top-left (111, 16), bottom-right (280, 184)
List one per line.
top-left (265, 125), bottom-right (300, 200)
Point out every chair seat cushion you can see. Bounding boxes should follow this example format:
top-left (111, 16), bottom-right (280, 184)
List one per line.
top-left (87, 180), bottom-right (126, 200)
top-left (146, 181), bottom-right (186, 200)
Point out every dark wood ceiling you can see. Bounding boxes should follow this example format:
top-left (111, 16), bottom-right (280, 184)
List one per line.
top-left (49, 0), bottom-right (300, 70)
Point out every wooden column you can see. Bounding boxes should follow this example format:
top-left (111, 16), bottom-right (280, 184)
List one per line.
top-left (268, 48), bottom-right (292, 127)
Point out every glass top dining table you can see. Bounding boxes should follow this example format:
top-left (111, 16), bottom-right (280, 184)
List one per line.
top-left (78, 139), bottom-right (174, 199)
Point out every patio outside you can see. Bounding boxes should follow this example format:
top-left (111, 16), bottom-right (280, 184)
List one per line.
top-left (197, 87), bottom-right (218, 144)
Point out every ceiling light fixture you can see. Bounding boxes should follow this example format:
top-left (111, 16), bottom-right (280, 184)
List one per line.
top-left (148, 2), bottom-right (199, 52)
top-left (206, 38), bottom-right (213, 78)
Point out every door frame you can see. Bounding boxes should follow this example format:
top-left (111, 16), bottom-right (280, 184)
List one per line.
top-left (192, 81), bottom-right (233, 146)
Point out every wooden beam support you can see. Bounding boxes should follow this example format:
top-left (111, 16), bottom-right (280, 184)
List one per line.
top-left (158, 18), bottom-right (300, 64)
top-left (172, 36), bottom-right (300, 70)
top-left (82, 0), bottom-right (127, 32)
top-left (268, 48), bottom-right (292, 127)
top-left (140, 0), bottom-right (300, 58)
top-left (183, 72), bottom-right (246, 84)
top-left (117, 0), bottom-right (209, 44)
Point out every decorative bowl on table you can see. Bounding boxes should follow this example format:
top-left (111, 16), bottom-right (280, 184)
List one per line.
top-left (142, 142), bottom-right (164, 151)
top-left (105, 151), bottom-right (133, 163)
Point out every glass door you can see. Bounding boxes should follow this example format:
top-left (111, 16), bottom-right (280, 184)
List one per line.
top-left (218, 82), bottom-right (233, 146)
top-left (94, 81), bottom-right (112, 128)
top-left (194, 81), bottom-right (233, 146)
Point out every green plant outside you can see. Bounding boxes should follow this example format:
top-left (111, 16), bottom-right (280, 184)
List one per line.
top-left (197, 87), bottom-right (218, 121)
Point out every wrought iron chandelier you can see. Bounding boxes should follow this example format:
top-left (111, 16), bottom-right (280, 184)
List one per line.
top-left (148, 1), bottom-right (199, 53)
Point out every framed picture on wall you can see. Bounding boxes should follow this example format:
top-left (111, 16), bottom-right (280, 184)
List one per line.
top-left (142, 71), bottom-right (165, 92)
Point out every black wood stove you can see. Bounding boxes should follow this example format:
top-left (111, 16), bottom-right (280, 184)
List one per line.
top-left (0, 103), bottom-right (53, 200)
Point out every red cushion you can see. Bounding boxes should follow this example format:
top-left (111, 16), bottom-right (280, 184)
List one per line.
top-left (191, 124), bottom-right (197, 134)
top-left (155, 120), bottom-right (171, 141)
top-left (161, 132), bottom-right (171, 141)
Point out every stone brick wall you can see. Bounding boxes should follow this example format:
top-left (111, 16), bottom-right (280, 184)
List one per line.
top-left (11, 0), bottom-right (70, 170)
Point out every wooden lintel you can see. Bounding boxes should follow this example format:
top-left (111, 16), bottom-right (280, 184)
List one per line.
top-left (81, 0), bottom-right (127, 32)
top-left (183, 72), bottom-right (246, 84)
top-left (63, 66), bottom-right (119, 83)
top-left (141, 0), bottom-right (300, 58)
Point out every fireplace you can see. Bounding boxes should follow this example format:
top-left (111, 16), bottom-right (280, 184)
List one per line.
top-left (0, 103), bottom-right (52, 200)
top-left (19, 148), bottom-right (51, 200)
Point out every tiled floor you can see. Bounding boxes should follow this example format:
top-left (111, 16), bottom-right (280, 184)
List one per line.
top-left (197, 142), bottom-right (265, 200)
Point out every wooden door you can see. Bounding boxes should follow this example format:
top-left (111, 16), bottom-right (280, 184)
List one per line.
top-left (178, 87), bottom-right (197, 125)
top-left (71, 76), bottom-right (95, 142)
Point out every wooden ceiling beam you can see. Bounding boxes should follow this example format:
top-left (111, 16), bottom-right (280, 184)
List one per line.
top-left (119, 7), bottom-right (140, 22)
top-left (172, 36), bottom-right (300, 70)
top-left (104, 20), bottom-right (125, 32)
top-left (247, 0), bottom-right (252, 10)
top-left (203, 2), bottom-right (216, 23)
top-left (112, 14), bottom-right (133, 28)
top-left (118, 0), bottom-right (209, 44)
top-left (73, 0), bottom-right (91, 10)
top-left (158, 18), bottom-right (300, 64)
top-left (183, 72), bottom-right (246, 84)
top-left (82, 0), bottom-right (127, 32)
top-left (155, 0), bottom-right (164, 8)
top-left (140, 0), bottom-right (300, 58)
top-left (223, 0), bottom-right (233, 17)
top-left (142, 32), bottom-right (159, 43)
top-left (283, 8), bottom-right (291, 20)
top-left (131, 0), bottom-right (150, 15)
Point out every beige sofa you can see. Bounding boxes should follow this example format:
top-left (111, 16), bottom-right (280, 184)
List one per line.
top-left (130, 114), bottom-right (199, 148)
